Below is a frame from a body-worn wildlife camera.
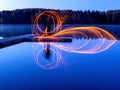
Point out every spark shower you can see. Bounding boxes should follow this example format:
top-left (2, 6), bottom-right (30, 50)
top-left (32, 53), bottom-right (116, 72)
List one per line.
top-left (32, 11), bottom-right (116, 69)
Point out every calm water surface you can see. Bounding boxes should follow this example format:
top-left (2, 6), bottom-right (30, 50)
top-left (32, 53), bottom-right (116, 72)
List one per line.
top-left (0, 40), bottom-right (120, 90)
top-left (0, 25), bottom-right (120, 90)
top-left (0, 24), bottom-right (120, 38)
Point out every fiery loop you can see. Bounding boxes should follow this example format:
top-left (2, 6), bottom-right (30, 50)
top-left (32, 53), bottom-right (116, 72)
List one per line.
top-left (32, 11), bottom-right (116, 69)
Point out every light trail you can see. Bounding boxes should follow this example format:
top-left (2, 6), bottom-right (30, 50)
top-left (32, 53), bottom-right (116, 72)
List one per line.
top-left (32, 10), bottom-right (117, 69)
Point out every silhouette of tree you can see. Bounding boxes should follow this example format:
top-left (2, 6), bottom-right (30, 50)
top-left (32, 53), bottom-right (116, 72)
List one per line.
top-left (0, 8), bottom-right (120, 24)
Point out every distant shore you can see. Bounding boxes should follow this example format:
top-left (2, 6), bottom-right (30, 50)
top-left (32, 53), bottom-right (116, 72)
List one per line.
top-left (0, 8), bottom-right (120, 24)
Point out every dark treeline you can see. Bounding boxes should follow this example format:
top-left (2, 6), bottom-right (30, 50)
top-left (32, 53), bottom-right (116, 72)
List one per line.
top-left (0, 8), bottom-right (120, 24)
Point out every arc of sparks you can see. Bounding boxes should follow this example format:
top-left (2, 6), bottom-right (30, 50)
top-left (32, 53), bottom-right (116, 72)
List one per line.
top-left (33, 11), bottom-right (62, 36)
top-left (52, 26), bottom-right (116, 54)
top-left (32, 10), bottom-right (117, 69)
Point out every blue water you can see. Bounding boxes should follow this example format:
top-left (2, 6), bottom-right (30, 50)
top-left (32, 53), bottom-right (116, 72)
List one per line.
top-left (0, 24), bottom-right (31, 37)
top-left (0, 40), bottom-right (120, 90)
top-left (0, 24), bottom-right (120, 38)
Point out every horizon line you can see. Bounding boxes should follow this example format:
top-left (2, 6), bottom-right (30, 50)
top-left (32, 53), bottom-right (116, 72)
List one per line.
top-left (0, 8), bottom-right (120, 12)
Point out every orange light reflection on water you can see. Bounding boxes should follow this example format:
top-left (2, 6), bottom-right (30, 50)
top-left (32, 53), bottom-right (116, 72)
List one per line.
top-left (32, 10), bottom-right (117, 69)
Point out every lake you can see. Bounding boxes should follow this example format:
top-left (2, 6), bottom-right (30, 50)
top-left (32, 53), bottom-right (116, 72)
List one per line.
top-left (0, 25), bottom-right (120, 90)
top-left (0, 24), bottom-right (120, 39)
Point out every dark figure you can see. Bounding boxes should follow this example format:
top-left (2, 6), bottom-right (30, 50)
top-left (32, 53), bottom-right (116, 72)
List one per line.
top-left (44, 15), bottom-right (53, 59)
top-left (44, 17), bottom-right (53, 36)
top-left (45, 43), bottom-right (51, 59)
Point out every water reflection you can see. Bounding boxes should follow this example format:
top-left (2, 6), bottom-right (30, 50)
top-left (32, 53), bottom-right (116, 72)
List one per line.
top-left (33, 38), bottom-right (116, 69)
top-left (0, 37), bottom-right (3, 39)
top-left (0, 41), bottom-right (120, 90)
top-left (32, 11), bottom-right (117, 69)
top-left (33, 42), bottom-right (61, 69)
top-left (44, 43), bottom-right (51, 59)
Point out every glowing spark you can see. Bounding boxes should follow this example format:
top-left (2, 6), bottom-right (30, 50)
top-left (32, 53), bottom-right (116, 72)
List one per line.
top-left (32, 10), bottom-right (117, 69)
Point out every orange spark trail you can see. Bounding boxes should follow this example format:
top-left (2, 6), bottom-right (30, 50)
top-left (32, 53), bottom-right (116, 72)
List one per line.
top-left (33, 11), bottom-right (62, 36)
top-left (52, 26), bottom-right (116, 54)
top-left (32, 10), bottom-right (117, 69)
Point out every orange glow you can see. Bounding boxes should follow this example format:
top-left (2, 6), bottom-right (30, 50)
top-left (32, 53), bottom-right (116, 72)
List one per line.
top-left (52, 26), bottom-right (116, 54)
top-left (33, 43), bottom-right (62, 69)
top-left (32, 10), bottom-right (117, 69)
top-left (33, 11), bottom-right (62, 36)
